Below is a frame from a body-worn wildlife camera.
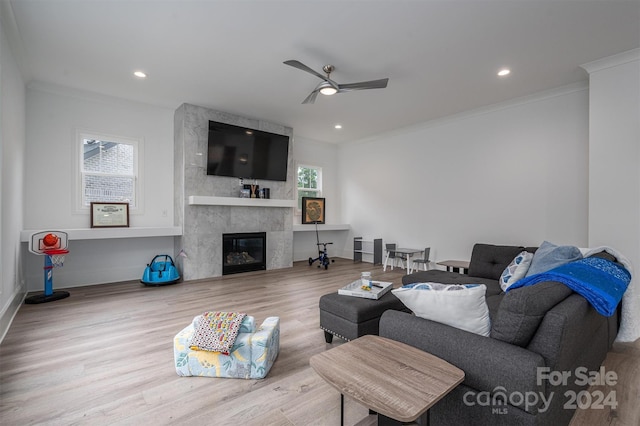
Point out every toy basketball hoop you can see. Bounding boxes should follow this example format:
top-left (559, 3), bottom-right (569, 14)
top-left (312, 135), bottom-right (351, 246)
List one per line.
top-left (44, 249), bottom-right (69, 268)
top-left (26, 231), bottom-right (70, 304)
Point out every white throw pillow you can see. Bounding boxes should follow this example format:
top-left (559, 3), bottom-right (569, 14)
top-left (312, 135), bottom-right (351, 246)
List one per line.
top-left (499, 251), bottom-right (534, 291)
top-left (392, 283), bottom-right (490, 336)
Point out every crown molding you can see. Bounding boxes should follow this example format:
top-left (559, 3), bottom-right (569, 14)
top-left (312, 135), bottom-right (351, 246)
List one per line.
top-left (581, 48), bottom-right (640, 74)
top-left (343, 81), bottom-right (588, 147)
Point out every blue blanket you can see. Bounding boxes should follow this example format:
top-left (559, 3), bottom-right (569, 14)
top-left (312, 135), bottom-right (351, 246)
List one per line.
top-left (507, 257), bottom-right (631, 317)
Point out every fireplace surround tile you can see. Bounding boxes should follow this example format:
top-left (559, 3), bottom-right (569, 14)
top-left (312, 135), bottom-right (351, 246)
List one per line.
top-left (175, 103), bottom-right (294, 281)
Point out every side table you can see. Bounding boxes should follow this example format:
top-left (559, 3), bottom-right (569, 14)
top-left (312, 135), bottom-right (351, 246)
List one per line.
top-left (436, 259), bottom-right (470, 274)
top-left (310, 335), bottom-right (464, 425)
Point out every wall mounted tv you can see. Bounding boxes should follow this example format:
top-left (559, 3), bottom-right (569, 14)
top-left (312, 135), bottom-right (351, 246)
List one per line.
top-left (206, 120), bottom-right (290, 182)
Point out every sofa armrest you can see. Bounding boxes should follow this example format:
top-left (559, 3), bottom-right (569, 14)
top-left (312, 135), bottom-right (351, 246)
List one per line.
top-left (250, 316), bottom-right (280, 379)
top-left (379, 310), bottom-right (546, 397)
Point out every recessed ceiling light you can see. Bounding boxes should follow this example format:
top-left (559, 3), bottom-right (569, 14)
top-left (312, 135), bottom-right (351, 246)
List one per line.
top-left (497, 68), bottom-right (511, 77)
top-left (134, 71), bottom-right (147, 78)
top-left (334, 124), bottom-right (342, 129)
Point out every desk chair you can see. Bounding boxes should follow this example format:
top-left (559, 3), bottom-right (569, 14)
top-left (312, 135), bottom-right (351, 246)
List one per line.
top-left (383, 243), bottom-right (407, 271)
top-left (411, 247), bottom-right (431, 272)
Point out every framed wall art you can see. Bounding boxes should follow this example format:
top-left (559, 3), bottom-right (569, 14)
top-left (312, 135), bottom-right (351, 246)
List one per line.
top-left (90, 202), bottom-right (130, 228)
top-left (302, 197), bottom-right (325, 224)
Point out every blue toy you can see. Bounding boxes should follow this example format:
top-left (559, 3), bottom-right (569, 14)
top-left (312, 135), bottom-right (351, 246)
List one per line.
top-left (141, 254), bottom-right (180, 285)
top-left (308, 221), bottom-right (335, 270)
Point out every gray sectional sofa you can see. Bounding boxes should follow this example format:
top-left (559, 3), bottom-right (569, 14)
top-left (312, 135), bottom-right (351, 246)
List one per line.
top-left (379, 243), bottom-right (621, 426)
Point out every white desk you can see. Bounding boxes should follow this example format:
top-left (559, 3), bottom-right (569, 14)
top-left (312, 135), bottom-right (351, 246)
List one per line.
top-left (384, 248), bottom-right (422, 274)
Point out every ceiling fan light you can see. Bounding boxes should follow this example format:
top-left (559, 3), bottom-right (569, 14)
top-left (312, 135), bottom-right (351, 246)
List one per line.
top-left (320, 86), bottom-right (337, 96)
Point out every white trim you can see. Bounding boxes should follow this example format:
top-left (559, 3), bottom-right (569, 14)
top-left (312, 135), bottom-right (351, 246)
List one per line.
top-left (73, 129), bottom-right (145, 215)
top-left (296, 163), bottom-right (323, 213)
top-left (20, 227), bottom-right (182, 241)
top-left (188, 196), bottom-right (296, 208)
top-left (27, 80), bottom-right (174, 110)
top-left (581, 49), bottom-right (640, 74)
top-left (293, 224), bottom-right (349, 232)
top-left (343, 81), bottom-right (589, 147)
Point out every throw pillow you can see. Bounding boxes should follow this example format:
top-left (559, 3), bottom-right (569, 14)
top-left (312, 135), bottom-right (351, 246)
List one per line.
top-left (391, 283), bottom-right (490, 336)
top-left (499, 251), bottom-right (534, 291)
top-left (525, 241), bottom-right (582, 277)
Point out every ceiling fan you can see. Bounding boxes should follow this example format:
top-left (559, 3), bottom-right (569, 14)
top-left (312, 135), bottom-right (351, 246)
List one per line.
top-left (283, 60), bottom-right (389, 104)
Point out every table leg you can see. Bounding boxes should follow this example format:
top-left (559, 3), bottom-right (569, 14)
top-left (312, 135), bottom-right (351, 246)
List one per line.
top-left (378, 410), bottom-right (430, 425)
top-left (341, 393), bottom-right (344, 426)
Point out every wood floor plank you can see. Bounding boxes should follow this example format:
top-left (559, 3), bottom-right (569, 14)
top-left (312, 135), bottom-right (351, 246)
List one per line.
top-left (1, 259), bottom-right (638, 425)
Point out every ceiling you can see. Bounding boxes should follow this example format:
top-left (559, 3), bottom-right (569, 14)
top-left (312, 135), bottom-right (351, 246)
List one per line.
top-left (3, 0), bottom-right (639, 143)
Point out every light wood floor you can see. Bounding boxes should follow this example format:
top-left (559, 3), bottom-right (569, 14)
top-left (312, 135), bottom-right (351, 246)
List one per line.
top-left (1, 260), bottom-right (638, 425)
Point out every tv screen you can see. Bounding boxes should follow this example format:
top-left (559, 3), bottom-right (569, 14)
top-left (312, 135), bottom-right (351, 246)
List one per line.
top-left (206, 121), bottom-right (290, 182)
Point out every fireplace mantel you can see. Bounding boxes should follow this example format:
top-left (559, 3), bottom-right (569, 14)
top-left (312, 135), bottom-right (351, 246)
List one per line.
top-left (188, 196), bottom-right (296, 208)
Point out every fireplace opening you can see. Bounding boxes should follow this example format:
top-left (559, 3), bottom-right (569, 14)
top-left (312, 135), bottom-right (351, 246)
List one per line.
top-left (222, 232), bottom-right (266, 275)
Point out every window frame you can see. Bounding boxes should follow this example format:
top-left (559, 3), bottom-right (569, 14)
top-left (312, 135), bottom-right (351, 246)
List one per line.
top-left (74, 130), bottom-right (144, 214)
top-left (296, 163), bottom-right (323, 212)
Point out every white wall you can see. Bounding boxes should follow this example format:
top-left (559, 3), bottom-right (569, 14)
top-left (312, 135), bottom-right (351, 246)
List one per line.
top-left (339, 85), bottom-right (590, 263)
top-left (584, 50), bottom-right (639, 342)
top-left (23, 85), bottom-right (176, 289)
top-left (25, 84), bottom-right (175, 228)
top-left (292, 135), bottom-right (341, 226)
top-left (0, 13), bottom-right (27, 339)
top-left (291, 135), bottom-right (350, 261)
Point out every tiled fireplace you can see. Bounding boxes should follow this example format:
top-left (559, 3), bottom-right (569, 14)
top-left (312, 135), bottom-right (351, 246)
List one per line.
top-left (174, 103), bottom-right (294, 281)
top-left (222, 232), bottom-right (266, 275)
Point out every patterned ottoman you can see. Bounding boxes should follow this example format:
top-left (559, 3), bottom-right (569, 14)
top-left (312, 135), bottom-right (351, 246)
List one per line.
top-left (174, 315), bottom-right (280, 379)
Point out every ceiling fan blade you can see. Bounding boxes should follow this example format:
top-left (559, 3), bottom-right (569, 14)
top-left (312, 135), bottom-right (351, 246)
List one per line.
top-left (338, 78), bottom-right (389, 92)
top-left (302, 90), bottom-right (319, 104)
top-left (284, 60), bottom-right (327, 81)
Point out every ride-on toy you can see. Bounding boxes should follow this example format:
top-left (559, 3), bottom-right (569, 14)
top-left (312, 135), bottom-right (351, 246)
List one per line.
top-left (308, 221), bottom-right (335, 270)
top-left (141, 254), bottom-right (180, 285)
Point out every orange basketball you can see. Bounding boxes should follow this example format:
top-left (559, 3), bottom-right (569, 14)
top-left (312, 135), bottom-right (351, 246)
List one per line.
top-left (42, 233), bottom-right (59, 248)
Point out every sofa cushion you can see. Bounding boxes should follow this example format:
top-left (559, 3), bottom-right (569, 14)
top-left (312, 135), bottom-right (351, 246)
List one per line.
top-left (392, 283), bottom-right (491, 336)
top-left (525, 241), bottom-right (582, 277)
top-left (467, 244), bottom-right (525, 281)
top-left (491, 281), bottom-right (574, 347)
top-left (499, 251), bottom-right (534, 291)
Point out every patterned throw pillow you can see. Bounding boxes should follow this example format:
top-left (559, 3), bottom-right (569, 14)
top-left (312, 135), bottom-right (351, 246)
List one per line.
top-left (499, 251), bottom-right (534, 291)
top-left (392, 283), bottom-right (490, 336)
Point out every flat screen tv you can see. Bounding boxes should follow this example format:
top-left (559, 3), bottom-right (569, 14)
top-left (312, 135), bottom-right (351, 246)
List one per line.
top-left (206, 121), bottom-right (290, 182)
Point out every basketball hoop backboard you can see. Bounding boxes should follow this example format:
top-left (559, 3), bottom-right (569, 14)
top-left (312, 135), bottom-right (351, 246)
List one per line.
top-left (29, 231), bottom-right (69, 255)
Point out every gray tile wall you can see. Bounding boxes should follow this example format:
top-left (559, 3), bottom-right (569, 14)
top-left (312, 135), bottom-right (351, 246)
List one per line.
top-left (174, 104), bottom-right (294, 280)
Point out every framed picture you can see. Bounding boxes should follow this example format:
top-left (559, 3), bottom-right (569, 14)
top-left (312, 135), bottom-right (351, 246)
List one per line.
top-left (90, 202), bottom-right (130, 228)
top-left (302, 197), bottom-right (325, 224)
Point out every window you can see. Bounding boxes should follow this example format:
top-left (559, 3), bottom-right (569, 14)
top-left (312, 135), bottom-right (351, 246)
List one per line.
top-left (297, 164), bottom-right (322, 210)
top-left (76, 131), bottom-right (142, 211)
